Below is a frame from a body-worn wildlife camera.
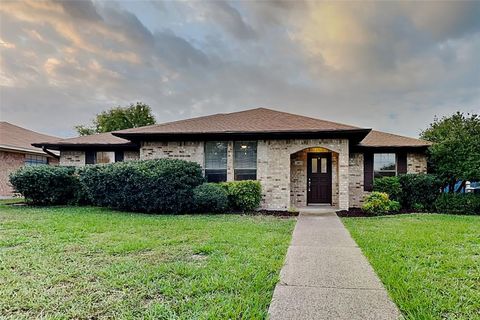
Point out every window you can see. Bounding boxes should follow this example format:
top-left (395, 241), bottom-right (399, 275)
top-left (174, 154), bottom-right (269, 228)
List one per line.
top-left (25, 154), bottom-right (48, 166)
top-left (96, 152), bottom-right (114, 164)
top-left (374, 153), bottom-right (396, 178)
top-left (234, 141), bottom-right (257, 180)
top-left (85, 151), bottom-right (115, 165)
top-left (115, 151), bottom-right (124, 162)
top-left (204, 142), bottom-right (227, 182)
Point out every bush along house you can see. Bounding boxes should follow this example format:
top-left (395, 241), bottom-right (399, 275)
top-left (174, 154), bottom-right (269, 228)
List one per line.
top-left (33, 108), bottom-right (431, 210)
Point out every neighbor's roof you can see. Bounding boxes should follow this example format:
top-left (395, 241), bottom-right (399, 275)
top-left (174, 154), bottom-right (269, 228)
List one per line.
top-left (32, 132), bottom-right (136, 150)
top-left (358, 130), bottom-right (432, 148)
top-left (114, 108), bottom-right (364, 136)
top-left (0, 121), bottom-right (60, 155)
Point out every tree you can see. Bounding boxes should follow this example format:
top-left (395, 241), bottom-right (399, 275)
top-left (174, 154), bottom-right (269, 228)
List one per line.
top-left (421, 112), bottom-right (480, 192)
top-left (75, 102), bottom-right (156, 135)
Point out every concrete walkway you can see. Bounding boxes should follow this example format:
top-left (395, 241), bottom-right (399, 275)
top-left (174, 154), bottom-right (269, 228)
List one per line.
top-left (268, 212), bottom-right (401, 320)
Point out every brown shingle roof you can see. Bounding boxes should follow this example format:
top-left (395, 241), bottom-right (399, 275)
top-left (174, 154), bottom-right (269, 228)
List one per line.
top-left (29, 108), bottom-right (431, 149)
top-left (32, 132), bottom-right (136, 150)
top-left (359, 130), bottom-right (432, 147)
top-left (114, 107), bottom-right (361, 135)
top-left (0, 122), bottom-right (60, 155)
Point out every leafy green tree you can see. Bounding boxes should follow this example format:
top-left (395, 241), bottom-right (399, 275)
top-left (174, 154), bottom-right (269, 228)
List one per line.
top-left (421, 112), bottom-right (480, 192)
top-left (76, 102), bottom-right (156, 135)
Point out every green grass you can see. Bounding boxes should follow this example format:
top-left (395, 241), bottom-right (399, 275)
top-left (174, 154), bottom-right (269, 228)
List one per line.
top-left (343, 214), bottom-right (480, 320)
top-left (0, 204), bottom-right (295, 319)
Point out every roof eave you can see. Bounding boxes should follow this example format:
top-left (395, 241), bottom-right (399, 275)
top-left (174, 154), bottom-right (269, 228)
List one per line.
top-left (32, 142), bottom-right (139, 151)
top-left (113, 128), bottom-right (372, 142)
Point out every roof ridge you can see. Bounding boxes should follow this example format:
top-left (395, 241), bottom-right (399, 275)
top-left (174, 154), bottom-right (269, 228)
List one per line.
top-left (252, 107), bottom-right (361, 129)
top-left (114, 107), bottom-right (362, 134)
top-left (0, 121), bottom-right (59, 139)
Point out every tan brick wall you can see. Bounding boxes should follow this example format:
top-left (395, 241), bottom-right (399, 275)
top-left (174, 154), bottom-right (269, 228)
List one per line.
top-left (226, 141), bottom-right (234, 181)
top-left (407, 153), bottom-right (427, 173)
top-left (349, 153), bottom-right (366, 208)
top-left (0, 151), bottom-right (24, 196)
top-left (290, 149), bottom-right (339, 208)
top-left (140, 141), bottom-right (204, 167)
top-left (124, 151), bottom-right (140, 161)
top-left (257, 139), bottom-right (349, 210)
top-left (60, 151), bottom-right (85, 166)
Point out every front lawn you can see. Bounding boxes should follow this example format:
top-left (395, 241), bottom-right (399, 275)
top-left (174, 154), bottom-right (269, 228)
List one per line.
top-left (0, 204), bottom-right (295, 319)
top-left (343, 214), bottom-right (480, 320)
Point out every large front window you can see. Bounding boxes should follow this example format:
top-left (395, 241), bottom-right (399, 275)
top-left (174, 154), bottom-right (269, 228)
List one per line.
top-left (204, 141), bottom-right (227, 182)
top-left (25, 154), bottom-right (48, 166)
top-left (374, 153), bottom-right (396, 178)
top-left (234, 141), bottom-right (257, 180)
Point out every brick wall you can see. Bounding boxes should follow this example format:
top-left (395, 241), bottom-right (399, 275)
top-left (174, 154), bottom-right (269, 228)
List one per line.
top-left (290, 149), bottom-right (339, 208)
top-left (348, 153), bottom-right (365, 208)
top-left (60, 151), bottom-right (85, 166)
top-left (257, 139), bottom-right (349, 210)
top-left (124, 151), bottom-right (140, 161)
top-left (0, 151), bottom-right (58, 196)
top-left (140, 141), bottom-right (204, 167)
top-left (0, 151), bottom-right (24, 196)
top-left (407, 153), bottom-right (427, 173)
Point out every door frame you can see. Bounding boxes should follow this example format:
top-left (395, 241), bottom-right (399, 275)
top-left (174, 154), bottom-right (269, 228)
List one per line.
top-left (306, 152), bottom-right (332, 205)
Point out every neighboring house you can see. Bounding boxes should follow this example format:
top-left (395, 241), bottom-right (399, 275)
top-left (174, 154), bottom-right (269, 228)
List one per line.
top-left (0, 122), bottom-right (60, 196)
top-left (32, 132), bottom-right (140, 166)
top-left (33, 108), bottom-right (431, 210)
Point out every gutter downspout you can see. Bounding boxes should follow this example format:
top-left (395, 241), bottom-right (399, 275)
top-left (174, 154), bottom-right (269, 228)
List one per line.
top-left (42, 146), bottom-right (60, 159)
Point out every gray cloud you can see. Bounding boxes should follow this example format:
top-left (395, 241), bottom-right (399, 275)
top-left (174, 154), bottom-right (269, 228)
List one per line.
top-left (0, 0), bottom-right (479, 138)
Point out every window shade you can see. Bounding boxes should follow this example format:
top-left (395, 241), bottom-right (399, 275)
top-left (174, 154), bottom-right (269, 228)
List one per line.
top-left (234, 141), bottom-right (257, 169)
top-left (205, 142), bottom-right (227, 169)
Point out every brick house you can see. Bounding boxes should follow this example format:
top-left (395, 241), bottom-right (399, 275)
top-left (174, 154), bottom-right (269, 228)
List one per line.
top-left (33, 108), bottom-right (431, 210)
top-left (0, 122), bottom-right (60, 196)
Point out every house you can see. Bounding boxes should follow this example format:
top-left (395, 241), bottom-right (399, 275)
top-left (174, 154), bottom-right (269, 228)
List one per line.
top-left (32, 108), bottom-right (431, 210)
top-left (0, 122), bottom-right (60, 196)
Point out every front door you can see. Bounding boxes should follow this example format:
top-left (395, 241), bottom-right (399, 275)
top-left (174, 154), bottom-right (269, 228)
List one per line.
top-left (307, 153), bottom-right (332, 204)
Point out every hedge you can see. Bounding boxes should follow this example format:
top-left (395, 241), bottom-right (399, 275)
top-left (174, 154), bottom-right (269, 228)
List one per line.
top-left (398, 174), bottom-right (442, 211)
top-left (79, 159), bottom-right (204, 213)
top-left (222, 180), bottom-right (262, 212)
top-left (9, 165), bottom-right (79, 205)
top-left (362, 192), bottom-right (400, 215)
top-left (373, 176), bottom-right (401, 201)
top-left (193, 183), bottom-right (229, 213)
top-left (434, 193), bottom-right (480, 215)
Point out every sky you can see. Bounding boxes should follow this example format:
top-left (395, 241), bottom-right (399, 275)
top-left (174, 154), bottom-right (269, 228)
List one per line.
top-left (0, 1), bottom-right (479, 138)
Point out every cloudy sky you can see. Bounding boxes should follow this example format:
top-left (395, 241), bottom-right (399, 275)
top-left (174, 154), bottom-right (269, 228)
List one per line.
top-left (1, 1), bottom-right (479, 138)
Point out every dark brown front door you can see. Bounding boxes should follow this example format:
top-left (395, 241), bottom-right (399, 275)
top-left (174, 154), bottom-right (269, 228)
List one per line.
top-left (307, 153), bottom-right (332, 204)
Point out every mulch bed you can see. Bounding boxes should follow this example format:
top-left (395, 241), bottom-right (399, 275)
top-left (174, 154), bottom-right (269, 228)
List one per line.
top-left (337, 208), bottom-right (417, 217)
top-left (336, 208), bottom-right (374, 217)
top-left (255, 210), bottom-right (299, 217)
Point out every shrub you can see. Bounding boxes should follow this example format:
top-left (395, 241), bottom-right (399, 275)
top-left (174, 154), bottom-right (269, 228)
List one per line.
top-left (434, 193), bottom-right (480, 215)
top-left (362, 192), bottom-right (400, 215)
top-left (193, 183), bottom-right (229, 213)
top-left (373, 176), bottom-right (402, 200)
top-left (79, 159), bottom-right (204, 213)
top-left (9, 165), bottom-right (79, 205)
top-left (222, 180), bottom-right (262, 212)
top-left (398, 174), bottom-right (442, 211)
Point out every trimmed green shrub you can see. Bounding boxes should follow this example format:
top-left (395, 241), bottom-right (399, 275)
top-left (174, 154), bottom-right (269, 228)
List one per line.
top-left (398, 174), bottom-right (442, 211)
top-left (193, 183), bottom-right (229, 213)
top-left (434, 193), bottom-right (480, 215)
top-left (222, 180), bottom-right (262, 212)
top-left (79, 159), bottom-right (204, 213)
top-left (9, 165), bottom-right (79, 205)
top-left (362, 192), bottom-right (400, 215)
top-left (373, 176), bottom-right (402, 201)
